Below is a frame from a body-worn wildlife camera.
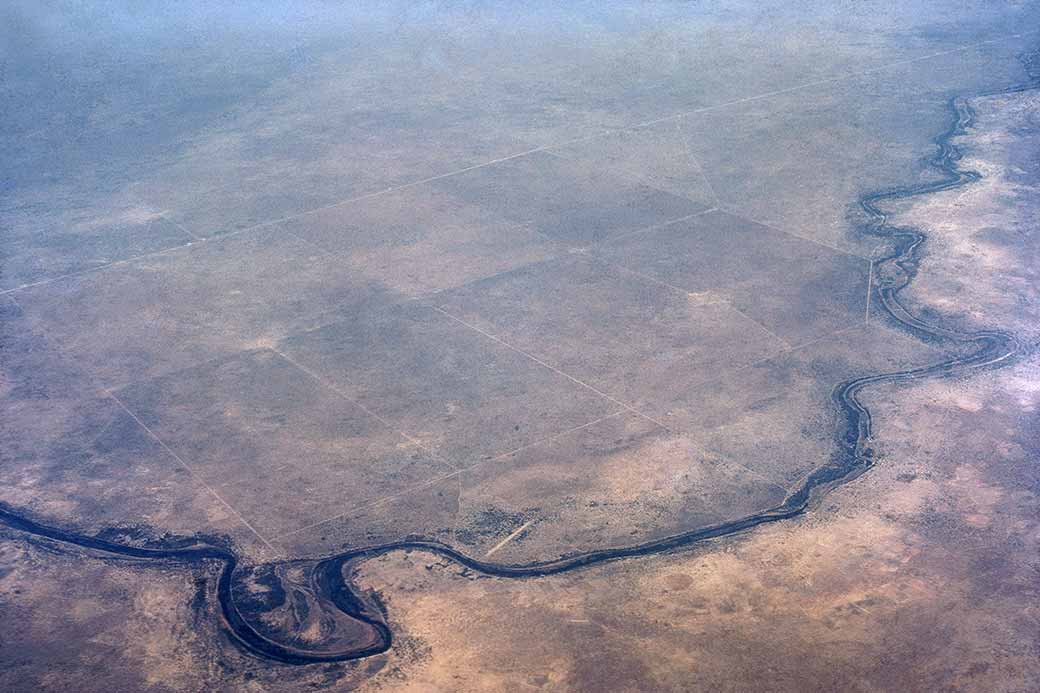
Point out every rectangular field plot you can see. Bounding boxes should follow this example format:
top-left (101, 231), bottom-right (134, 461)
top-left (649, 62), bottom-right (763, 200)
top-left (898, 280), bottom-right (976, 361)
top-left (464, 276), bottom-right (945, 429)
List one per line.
top-left (433, 254), bottom-right (787, 419)
top-left (13, 227), bottom-right (403, 389)
top-left (270, 184), bottom-right (561, 297)
top-left (430, 150), bottom-right (709, 246)
top-left (279, 301), bottom-right (621, 467)
top-left (113, 349), bottom-right (455, 538)
top-left (598, 209), bottom-right (871, 344)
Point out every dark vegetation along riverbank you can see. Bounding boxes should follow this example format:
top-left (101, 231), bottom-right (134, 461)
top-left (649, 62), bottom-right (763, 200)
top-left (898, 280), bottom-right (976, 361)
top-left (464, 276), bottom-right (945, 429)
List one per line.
top-left (2, 45), bottom-right (1038, 666)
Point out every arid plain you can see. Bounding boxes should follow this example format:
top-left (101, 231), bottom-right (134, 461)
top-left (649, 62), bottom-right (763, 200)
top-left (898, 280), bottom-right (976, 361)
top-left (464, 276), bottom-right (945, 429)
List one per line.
top-left (2, 2), bottom-right (1039, 691)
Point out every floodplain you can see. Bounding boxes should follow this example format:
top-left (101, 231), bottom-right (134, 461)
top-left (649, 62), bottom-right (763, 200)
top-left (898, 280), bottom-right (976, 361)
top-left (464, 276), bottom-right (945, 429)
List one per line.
top-left (2, 2), bottom-right (1039, 690)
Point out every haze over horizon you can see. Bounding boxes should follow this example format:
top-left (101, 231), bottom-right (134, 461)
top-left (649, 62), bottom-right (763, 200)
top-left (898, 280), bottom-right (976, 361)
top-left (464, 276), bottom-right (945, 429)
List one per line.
top-left (2, 2), bottom-right (1039, 690)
